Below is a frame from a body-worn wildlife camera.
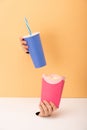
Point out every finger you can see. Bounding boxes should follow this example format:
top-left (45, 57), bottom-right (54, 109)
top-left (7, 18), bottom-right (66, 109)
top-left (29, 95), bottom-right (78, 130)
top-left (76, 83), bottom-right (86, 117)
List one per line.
top-left (19, 37), bottom-right (27, 45)
top-left (23, 45), bottom-right (28, 50)
top-left (43, 101), bottom-right (53, 115)
top-left (19, 37), bottom-right (24, 41)
top-left (40, 101), bottom-right (48, 116)
top-left (39, 103), bottom-right (45, 117)
top-left (22, 41), bottom-right (27, 46)
top-left (22, 46), bottom-right (29, 53)
top-left (50, 102), bottom-right (57, 111)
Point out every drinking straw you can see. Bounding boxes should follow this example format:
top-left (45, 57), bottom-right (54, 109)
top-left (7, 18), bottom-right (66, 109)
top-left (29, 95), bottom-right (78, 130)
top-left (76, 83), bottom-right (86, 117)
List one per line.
top-left (24, 17), bottom-right (32, 35)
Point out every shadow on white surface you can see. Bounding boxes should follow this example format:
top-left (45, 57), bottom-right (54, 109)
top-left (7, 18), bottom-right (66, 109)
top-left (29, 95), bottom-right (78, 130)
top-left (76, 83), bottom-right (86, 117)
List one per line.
top-left (51, 108), bottom-right (68, 118)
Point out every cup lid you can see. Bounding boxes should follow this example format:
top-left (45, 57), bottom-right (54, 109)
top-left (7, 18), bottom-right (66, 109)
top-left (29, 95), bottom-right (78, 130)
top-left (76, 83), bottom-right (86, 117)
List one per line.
top-left (23, 32), bottom-right (40, 38)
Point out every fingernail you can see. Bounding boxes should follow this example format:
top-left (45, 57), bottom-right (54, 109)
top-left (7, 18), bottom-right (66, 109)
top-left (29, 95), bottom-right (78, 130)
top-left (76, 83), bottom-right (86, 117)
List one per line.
top-left (35, 112), bottom-right (40, 116)
top-left (26, 51), bottom-right (29, 54)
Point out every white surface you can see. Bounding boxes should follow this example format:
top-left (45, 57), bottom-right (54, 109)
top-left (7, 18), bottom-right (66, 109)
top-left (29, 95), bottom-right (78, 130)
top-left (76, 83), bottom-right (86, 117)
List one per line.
top-left (0, 98), bottom-right (87, 130)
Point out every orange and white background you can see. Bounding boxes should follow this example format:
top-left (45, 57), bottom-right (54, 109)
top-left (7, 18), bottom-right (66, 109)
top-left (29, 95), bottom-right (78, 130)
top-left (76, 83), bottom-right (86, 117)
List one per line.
top-left (0, 0), bottom-right (87, 129)
top-left (0, 0), bottom-right (86, 98)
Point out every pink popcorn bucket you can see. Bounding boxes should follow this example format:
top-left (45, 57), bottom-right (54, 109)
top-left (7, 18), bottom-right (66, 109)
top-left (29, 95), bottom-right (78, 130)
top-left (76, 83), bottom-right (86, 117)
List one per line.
top-left (41, 74), bottom-right (65, 108)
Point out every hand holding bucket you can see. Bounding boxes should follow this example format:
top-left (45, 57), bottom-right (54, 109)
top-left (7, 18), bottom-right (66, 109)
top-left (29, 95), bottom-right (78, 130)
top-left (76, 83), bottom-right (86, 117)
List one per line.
top-left (41, 74), bottom-right (65, 108)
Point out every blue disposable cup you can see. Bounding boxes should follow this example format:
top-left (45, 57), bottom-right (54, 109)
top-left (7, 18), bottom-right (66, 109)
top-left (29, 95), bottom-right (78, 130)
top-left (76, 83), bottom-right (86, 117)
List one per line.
top-left (23, 32), bottom-right (46, 68)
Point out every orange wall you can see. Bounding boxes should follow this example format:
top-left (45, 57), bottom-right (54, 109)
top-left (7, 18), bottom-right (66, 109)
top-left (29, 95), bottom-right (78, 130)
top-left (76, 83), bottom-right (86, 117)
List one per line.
top-left (0, 0), bottom-right (86, 97)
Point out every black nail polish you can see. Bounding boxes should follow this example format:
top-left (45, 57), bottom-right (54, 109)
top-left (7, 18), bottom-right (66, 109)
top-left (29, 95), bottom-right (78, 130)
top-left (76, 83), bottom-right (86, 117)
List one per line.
top-left (26, 51), bottom-right (29, 54)
top-left (35, 112), bottom-right (40, 116)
